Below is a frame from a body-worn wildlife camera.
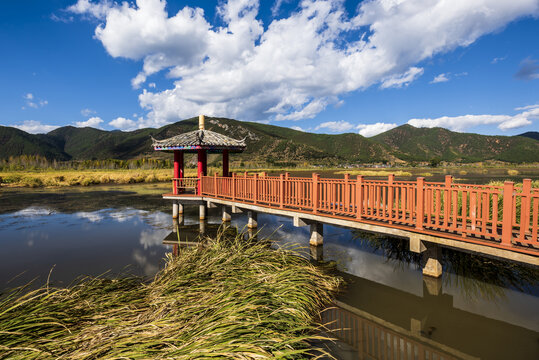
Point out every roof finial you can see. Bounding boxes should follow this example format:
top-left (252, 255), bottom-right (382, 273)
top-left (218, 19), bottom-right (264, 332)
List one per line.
top-left (199, 114), bottom-right (205, 130)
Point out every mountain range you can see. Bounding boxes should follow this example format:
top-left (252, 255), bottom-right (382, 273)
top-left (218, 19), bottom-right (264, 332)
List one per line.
top-left (0, 117), bottom-right (537, 165)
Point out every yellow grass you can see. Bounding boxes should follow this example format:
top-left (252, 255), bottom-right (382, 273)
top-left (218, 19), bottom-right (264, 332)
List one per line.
top-left (507, 169), bottom-right (520, 176)
top-left (0, 168), bottom-right (221, 188)
top-left (334, 170), bottom-right (413, 177)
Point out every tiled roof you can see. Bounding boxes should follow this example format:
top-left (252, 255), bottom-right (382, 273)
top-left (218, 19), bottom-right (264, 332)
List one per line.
top-left (152, 129), bottom-right (246, 152)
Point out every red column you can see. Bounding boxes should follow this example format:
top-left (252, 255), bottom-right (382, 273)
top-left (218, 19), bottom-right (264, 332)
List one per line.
top-left (197, 149), bottom-right (205, 178)
top-left (222, 150), bottom-right (229, 177)
top-left (173, 150), bottom-right (180, 195)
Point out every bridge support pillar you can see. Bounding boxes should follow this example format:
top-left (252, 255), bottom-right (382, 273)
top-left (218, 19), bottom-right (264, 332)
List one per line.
top-left (199, 204), bottom-right (206, 220)
top-left (172, 202), bottom-right (179, 219)
top-left (310, 222), bottom-right (323, 246)
top-left (222, 206), bottom-right (231, 222)
top-left (310, 245), bottom-right (323, 261)
top-left (199, 220), bottom-right (206, 235)
top-left (247, 211), bottom-right (257, 228)
top-left (422, 243), bottom-right (442, 278)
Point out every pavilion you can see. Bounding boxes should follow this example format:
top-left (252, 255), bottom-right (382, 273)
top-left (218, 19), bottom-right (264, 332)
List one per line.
top-left (152, 115), bottom-right (246, 195)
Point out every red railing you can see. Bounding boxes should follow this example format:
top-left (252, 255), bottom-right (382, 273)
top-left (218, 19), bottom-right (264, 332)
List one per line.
top-left (172, 177), bottom-right (199, 195)
top-left (194, 173), bottom-right (539, 254)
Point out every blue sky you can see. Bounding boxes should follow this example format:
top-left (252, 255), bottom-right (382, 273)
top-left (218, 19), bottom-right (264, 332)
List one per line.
top-left (1, 0), bottom-right (538, 137)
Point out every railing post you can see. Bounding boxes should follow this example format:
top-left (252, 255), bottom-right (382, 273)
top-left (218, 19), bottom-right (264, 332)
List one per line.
top-left (197, 176), bottom-right (202, 196)
top-left (520, 179), bottom-right (531, 241)
top-left (416, 177), bottom-right (425, 230)
top-left (444, 175), bottom-right (452, 225)
top-left (501, 181), bottom-right (514, 246)
top-left (388, 174), bottom-right (394, 222)
top-left (279, 174), bottom-right (285, 208)
top-left (232, 173), bottom-right (236, 200)
top-left (253, 173), bottom-right (258, 204)
top-left (313, 173), bottom-right (319, 214)
top-left (344, 173), bottom-right (350, 213)
top-left (213, 173), bottom-right (217, 196)
top-left (356, 175), bottom-right (363, 219)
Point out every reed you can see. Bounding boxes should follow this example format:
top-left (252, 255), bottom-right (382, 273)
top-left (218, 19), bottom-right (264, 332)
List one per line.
top-left (0, 230), bottom-right (341, 359)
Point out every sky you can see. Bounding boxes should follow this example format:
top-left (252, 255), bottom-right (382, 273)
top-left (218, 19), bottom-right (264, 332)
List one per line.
top-left (1, 0), bottom-right (538, 137)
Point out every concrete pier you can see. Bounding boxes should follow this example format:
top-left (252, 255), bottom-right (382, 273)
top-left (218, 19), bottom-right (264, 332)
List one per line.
top-left (172, 202), bottom-right (179, 219)
top-left (310, 222), bottom-right (323, 246)
top-left (199, 204), bottom-right (206, 220)
top-left (222, 206), bottom-right (231, 222)
top-left (422, 243), bottom-right (443, 278)
top-left (247, 211), bottom-right (258, 228)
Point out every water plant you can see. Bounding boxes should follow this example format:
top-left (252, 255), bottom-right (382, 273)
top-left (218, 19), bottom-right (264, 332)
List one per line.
top-left (0, 229), bottom-right (341, 359)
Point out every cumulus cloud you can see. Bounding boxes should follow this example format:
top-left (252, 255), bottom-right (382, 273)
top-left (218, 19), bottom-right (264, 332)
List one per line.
top-left (380, 67), bottom-right (424, 89)
top-left (515, 57), bottom-right (539, 80)
top-left (75, 116), bottom-right (104, 128)
top-left (357, 122), bottom-right (398, 137)
top-left (10, 120), bottom-right (59, 134)
top-left (80, 108), bottom-right (96, 116)
top-left (430, 73), bottom-right (449, 84)
top-left (291, 126), bottom-right (305, 132)
top-left (109, 116), bottom-right (138, 131)
top-left (22, 93), bottom-right (48, 109)
top-left (69, 0), bottom-right (539, 126)
top-left (491, 55), bottom-right (507, 64)
top-left (408, 105), bottom-right (538, 132)
top-left (316, 120), bottom-right (355, 133)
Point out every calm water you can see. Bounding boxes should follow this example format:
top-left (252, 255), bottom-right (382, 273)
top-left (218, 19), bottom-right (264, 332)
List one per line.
top-left (0, 183), bottom-right (538, 359)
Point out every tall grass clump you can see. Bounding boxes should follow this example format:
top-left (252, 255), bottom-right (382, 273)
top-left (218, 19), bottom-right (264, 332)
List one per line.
top-left (0, 230), bottom-right (341, 359)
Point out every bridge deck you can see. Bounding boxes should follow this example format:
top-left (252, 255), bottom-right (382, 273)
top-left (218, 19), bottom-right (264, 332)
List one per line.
top-left (166, 173), bottom-right (539, 265)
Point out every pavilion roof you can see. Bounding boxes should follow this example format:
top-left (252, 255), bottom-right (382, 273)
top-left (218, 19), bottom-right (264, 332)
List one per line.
top-left (152, 129), bottom-right (246, 153)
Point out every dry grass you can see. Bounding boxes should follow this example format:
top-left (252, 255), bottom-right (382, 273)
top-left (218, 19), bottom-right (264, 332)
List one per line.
top-left (0, 229), bottom-right (341, 359)
top-left (0, 168), bottom-right (222, 188)
top-left (334, 170), bottom-right (413, 177)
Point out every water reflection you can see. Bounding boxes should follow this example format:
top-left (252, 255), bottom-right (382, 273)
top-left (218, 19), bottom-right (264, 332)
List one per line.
top-left (0, 185), bottom-right (537, 358)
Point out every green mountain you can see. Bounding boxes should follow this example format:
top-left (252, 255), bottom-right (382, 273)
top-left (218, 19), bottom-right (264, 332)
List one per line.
top-left (1, 119), bottom-right (537, 164)
top-left (0, 126), bottom-right (70, 160)
top-left (371, 124), bottom-right (539, 163)
top-left (518, 131), bottom-right (539, 141)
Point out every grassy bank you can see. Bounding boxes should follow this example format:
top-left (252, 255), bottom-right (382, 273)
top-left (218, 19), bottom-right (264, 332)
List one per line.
top-left (0, 168), bottom-right (215, 188)
top-left (0, 231), bottom-right (341, 359)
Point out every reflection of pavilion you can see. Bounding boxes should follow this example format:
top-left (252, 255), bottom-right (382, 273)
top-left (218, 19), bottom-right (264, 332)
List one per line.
top-left (324, 272), bottom-right (539, 360)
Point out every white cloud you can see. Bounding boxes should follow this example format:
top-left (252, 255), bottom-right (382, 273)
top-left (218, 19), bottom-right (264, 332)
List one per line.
top-left (70, 0), bottom-right (539, 126)
top-left (10, 120), bottom-right (59, 134)
top-left (316, 120), bottom-right (355, 133)
top-left (430, 73), bottom-right (449, 84)
top-left (81, 108), bottom-right (96, 116)
top-left (148, 82), bottom-right (156, 88)
top-left (491, 56), bottom-right (507, 64)
top-left (357, 122), bottom-right (398, 137)
top-left (23, 93), bottom-right (48, 109)
top-left (380, 67), bottom-right (424, 89)
top-left (408, 105), bottom-right (539, 132)
top-left (75, 116), bottom-right (104, 128)
top-left (290, 126), bottom-right (305, 132)
top-left (109, 117), bottom-right (138, 131)
top-left (515, 57), bottom-right (539, 80)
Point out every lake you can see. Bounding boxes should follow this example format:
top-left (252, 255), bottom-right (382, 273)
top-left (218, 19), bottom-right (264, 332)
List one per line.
top-left (0, 183), bottom-right (538, 359)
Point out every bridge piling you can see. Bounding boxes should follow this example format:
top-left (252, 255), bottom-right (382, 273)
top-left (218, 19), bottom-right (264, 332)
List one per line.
top-left (199, 204), bottom-right (206, 220)
top-left (310, 222), bottom-right (323, 246)
top-left (172, 202), bottom-right (179, 219)
top-left (222, 206), bottom-right (231, 222)
top-left (422, 243), bottom-right (442, 278)
top-left (247, 211), bottom-right (257, 228)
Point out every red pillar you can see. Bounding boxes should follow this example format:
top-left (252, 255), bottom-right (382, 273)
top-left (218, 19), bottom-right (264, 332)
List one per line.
top-left (222, 150), bottom-right (229, 177)
top-left (173, 150), bottom-right (180, 194)
top-left (197, 149), bottom-right (207, 177)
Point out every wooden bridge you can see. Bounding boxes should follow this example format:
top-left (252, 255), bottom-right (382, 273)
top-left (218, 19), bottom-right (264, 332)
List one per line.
top-left (165, 173), bottom-right (539, 276)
